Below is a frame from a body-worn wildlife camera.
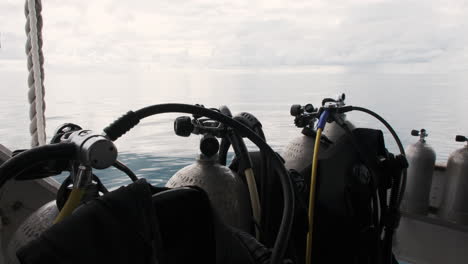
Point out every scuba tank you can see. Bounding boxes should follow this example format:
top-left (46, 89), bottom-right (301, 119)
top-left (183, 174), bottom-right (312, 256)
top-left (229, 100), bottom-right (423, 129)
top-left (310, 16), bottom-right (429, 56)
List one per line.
top-left (6, 201), bottom-right (58, 264)
top-left (165, 115), bottom-right (252, 232)
top-left (281, 97), bottom-right (407, 264)
top-left (282, 102), bottom-right (334, 173)
top-left (321, 93), bottom-right (355, 142)
top-left (4, 123), bottom-right (118, 264)
top-left (401, 129), bottom-right (436, 215)
top-left (438, 135), bottom-right (468, 224)
top-left (282, 94), bottom-right (353, 172)
top-left (282, 103), bottom-right (323, 172)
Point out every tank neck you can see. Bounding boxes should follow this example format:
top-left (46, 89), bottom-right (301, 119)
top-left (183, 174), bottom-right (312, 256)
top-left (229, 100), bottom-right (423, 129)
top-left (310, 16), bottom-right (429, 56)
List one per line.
top-left (197, 153), bottom-right (219, 162)
top-left (419, 130), bottom-right (428, 143)
top-left (301, 128), bottom-right (317, 137)
top-left (412, 129), bottom-right (428, 143)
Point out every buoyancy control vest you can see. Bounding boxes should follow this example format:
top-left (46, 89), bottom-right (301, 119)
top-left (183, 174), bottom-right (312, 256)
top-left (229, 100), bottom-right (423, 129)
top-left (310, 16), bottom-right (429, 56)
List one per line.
top-left (16, 180), bottom-right (273, 264)
top-left (232, 128), bottom-right (404, 264)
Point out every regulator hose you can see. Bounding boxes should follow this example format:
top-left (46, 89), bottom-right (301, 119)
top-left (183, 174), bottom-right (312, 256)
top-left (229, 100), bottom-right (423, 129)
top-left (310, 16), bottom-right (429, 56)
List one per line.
top-left (227, 132), bottom-right (262, 238)
top-left (306, 110), bottom-right (329, 264)
top-left (218, 105), bottom-right (233, 166)
top-left (113, 160), bottom-right (139, 182)
top-left (218, 122), bottom-right (263, 239)
top-left (348, 106), bottom-right (406, 204)
top-left (53, 187), bottom-right (85, 224)
top-left (218, 138), bottom-right (230, 166)
top-left (0, 143), bottom-right (76, 188)
top-left (245, 167), bottom-right (262, 239)
top-left (104, 103), bottom-right (294, 264)
top-left (232, 113), bottom-right (266, 240)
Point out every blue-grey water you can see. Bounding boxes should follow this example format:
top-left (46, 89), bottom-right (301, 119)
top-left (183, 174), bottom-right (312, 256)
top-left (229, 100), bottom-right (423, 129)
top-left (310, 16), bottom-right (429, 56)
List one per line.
top-left (1, 71), bottom-right (467, 189)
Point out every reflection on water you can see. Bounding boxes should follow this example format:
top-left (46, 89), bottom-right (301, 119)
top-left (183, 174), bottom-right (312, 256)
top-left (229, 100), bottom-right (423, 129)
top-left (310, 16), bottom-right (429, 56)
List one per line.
top-left (1, 71), bottom-right (467, 189)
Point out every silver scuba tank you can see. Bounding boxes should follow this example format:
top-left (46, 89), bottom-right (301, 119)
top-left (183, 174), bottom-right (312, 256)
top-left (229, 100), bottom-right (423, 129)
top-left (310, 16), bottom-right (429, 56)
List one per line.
top-left (401, 129), bottom-right (436, 215)
top-left (6, 201), bottom-right (58, 264)
top-left (6, 175), bottom-right (108, 264)
top-left (282, 103), bottom-right (322, 172)
top-left (322, 93), bottom-right (355, 142)
top-left (165, 135), bottom-right (251, 232)
top-left (438, 135), bottom-right (468, 224)
top-left (282, 134), bottom-right (317, 173)
top-left (282, 94), bottom-right (353, 173)
top-left (322, 116), bottom-right (354, 143)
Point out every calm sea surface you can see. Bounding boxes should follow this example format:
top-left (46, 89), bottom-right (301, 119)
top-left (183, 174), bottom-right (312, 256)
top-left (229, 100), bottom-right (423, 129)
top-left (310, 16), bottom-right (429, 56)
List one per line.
top-left (1, 71), bottom-right (467, 188)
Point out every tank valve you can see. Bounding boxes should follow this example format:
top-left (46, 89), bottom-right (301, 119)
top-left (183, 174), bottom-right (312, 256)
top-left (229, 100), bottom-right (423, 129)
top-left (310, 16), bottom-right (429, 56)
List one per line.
top-left (411, 129), bottom-right (429, 142)
top-left (174, 116), bottom-right (194, 137)
top-left (290, 104), bottom-right (303, 116)
top-left (200, 134), bottom-right (220, 157)
top-left (455, 135), bottom-right (467, 143)
top-left (290, 104), bottom-right (315, 116)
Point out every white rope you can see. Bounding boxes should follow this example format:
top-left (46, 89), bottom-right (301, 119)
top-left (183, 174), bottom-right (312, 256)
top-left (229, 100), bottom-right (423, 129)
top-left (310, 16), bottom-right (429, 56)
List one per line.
top-left (25, 0), bottom-right (46, 147)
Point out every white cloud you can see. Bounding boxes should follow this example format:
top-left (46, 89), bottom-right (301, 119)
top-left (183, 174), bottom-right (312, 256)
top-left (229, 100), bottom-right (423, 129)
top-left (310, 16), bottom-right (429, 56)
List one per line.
top-left (1, 0), bottom-right (467, 73)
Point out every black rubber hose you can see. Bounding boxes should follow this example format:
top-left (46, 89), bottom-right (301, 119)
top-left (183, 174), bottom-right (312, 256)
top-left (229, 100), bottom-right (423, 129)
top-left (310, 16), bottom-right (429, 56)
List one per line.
top-left (218, 105), bottom-right (233, 166)
top-left (383, 168), bottom-right (402, 264)
top-left (113, 160), bottom-right (139, 182)
top-left (338, 122), bottom-right (380, 248)
top-left (255, 126), bottom-right (269, 242)
top-left (218, 138), bottom-right (231, 166)
top-left (0, 143), bottom-right (76, 188)
top-left (105, 103), bottom-right (294, 264)
top-left (227, 133), bottom-right (253, 170)
top-left (349, 106), bottom-right (406, 205)
top-left (256, 127), bottom-right (266, 141)
top-left (348, 106), bottom-right (406, 264)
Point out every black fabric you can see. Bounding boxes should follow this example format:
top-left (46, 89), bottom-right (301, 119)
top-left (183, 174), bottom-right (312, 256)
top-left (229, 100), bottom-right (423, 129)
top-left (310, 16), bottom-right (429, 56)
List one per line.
top-left (18, 180), bottom-right (269, 264)
top-left (17, 179), bottom-right (162, 264)
top-left (152, 187), bottom-right (215, 264)
top-left (151, 186), bottom-right (263, 264)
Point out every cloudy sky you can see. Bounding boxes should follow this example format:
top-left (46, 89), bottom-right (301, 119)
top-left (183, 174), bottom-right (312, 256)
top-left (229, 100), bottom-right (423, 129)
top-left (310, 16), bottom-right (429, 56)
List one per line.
top-left (1, 0), bottom-right (467, 74)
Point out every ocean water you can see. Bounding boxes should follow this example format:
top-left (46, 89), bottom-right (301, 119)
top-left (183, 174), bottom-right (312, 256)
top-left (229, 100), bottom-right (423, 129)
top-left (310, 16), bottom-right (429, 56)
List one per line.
top-left (1, 71), bottom-right (467, 189)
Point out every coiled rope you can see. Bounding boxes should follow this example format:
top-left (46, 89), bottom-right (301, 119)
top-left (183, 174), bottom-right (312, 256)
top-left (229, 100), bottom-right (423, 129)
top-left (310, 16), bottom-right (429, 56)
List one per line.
top-left (25, 0), bottom-right (46, 147)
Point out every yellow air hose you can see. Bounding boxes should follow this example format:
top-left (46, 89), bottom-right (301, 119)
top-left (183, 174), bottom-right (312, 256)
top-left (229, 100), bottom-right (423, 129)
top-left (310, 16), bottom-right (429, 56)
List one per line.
top-left (305, 127), bottom-right (323, 264)
top-left (244, 168), bottom-right (261, 239)
top-left (53, 188), bottom-right (85, 224)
